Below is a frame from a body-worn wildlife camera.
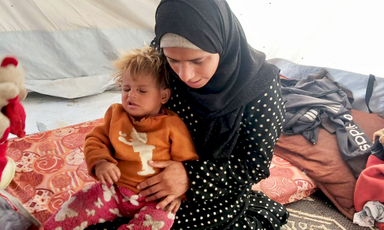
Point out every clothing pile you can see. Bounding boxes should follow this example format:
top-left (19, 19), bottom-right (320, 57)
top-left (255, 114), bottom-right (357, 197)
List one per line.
top-left (281, 69), bottom-right (372, 178)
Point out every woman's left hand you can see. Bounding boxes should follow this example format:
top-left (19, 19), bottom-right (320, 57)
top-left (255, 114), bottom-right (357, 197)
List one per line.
top-left (137, 160), bottom-right (190, 209)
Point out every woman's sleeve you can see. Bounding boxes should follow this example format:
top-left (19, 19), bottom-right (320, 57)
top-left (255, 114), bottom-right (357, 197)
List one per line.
top-left (184, 77), bottom-right (286, 201)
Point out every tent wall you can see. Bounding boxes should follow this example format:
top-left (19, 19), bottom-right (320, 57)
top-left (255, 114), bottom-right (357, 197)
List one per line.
top-left (0, 0), bottom-right (383, 115)
top-left (0, 0), bottom-right (158, 98)
top-left (229, 0), bottom-right (384, 79)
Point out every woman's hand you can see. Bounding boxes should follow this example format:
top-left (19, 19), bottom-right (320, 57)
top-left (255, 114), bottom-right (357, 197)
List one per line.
top-left (137, 160), bottom-right (189, 210)
top-left (95, 160), bottom-right (121, 185)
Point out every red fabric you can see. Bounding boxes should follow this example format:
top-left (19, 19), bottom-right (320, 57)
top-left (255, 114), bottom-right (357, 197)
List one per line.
top-left (0, 94), bottom-right (25, 185)
top-left (354, 139), bottom-right (384, 229)
top-left (354, 153), bottom-right (384, 214)
top-left (366, 154), bottom-right (384, 168)
top-left (0, 141), bottom-right (8, 180)
top-left (0, 56), bottom-right (18, 67)
top-left (5, 95), bottom-right (26, 138)
top-left (44, 183), bottom-right (175, 229)
top-left (0, 127), bottom-right (10, 143)
top-left (354, 163), bottom-right (384, 212)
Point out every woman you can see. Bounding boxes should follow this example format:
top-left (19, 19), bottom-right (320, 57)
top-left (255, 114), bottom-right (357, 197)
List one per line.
top-left (136, 0), bottom-right (289, 229)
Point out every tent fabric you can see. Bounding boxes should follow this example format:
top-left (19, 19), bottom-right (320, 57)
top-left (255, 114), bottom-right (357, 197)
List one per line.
top-left (0, 28), bottom-right (154, 98)
top-left (0, 0), bottom-right (158, 99)
top-left (1, 0), bottom-right (383, 110)
top-left (0, 0), bottom-right (157, 32)
top-left (230, 0), bottom-right (384, 79)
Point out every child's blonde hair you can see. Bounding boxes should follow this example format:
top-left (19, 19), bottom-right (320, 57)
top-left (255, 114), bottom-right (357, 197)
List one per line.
top-left (113, 45), bottom-right (168, 89)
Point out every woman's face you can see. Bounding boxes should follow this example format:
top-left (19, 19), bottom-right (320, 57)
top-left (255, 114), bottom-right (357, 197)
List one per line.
top-left (163, 47), bottom-right (220, 89)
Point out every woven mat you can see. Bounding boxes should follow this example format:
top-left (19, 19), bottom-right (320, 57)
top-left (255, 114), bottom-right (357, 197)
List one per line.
top-left (282, 190), bottom-right (378, 230)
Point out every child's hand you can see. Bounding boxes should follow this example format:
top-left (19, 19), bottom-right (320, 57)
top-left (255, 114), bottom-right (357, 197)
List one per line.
top-left (94, 160), bottom-right (121, 185)
top-left (163, 197), bottom-right (182, 214)
top-left (373, 128), bottom-right (384, 146)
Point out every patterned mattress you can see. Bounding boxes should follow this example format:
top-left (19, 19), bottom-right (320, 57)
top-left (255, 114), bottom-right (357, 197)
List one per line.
top-left (5, 118), bottom-right (317, 225)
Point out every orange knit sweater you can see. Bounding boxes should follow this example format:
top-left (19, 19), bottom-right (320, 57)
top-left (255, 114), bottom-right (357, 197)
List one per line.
top-left (84, 103), bottom-right (198, 193)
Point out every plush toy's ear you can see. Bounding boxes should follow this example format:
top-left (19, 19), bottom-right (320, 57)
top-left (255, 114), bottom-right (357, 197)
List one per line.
top-left (1, 57), bottom-right (18, 67)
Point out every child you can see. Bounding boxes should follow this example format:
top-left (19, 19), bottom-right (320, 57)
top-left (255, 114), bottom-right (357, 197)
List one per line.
top-left (44, 46), bottom-right (198, 230)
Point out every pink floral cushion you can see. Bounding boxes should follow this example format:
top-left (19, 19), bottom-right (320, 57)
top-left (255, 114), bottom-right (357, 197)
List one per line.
top-left (253, 156), bottom-right (318, 204)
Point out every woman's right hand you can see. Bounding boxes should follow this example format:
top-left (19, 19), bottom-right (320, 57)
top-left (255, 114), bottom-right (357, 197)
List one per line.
top-left (95, 160), bottom-right (121, 185)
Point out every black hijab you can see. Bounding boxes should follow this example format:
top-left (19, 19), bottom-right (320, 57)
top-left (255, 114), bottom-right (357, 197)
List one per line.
top-left (151, 0), bottom-right (280, 159)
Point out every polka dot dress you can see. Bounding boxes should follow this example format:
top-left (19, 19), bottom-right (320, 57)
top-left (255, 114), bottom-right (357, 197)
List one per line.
top-left (169, 77), bottom-right (289, 230)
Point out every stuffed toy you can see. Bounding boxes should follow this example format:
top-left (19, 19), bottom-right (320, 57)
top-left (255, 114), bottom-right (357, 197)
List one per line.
top-left (0, 56), bottom-right (27, 189)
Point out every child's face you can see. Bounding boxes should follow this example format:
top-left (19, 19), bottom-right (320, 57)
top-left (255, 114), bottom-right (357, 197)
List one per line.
top-left (121, 72), bottom-right (169, 120)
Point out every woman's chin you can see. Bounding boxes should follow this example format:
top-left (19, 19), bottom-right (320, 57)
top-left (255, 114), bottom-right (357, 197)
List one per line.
top-left (186, 79), bottom-right (206, 88)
